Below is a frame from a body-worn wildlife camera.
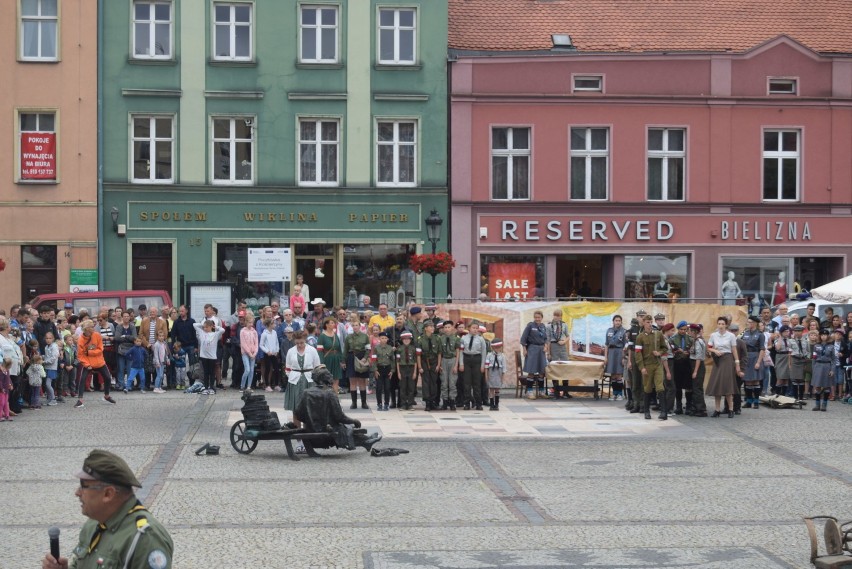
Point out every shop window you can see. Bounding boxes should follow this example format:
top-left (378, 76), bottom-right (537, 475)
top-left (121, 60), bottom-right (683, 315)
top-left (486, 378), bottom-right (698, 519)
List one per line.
top-left (624, 255), bottom-right (688, 300)
top-left (343, 244), bottom-right (416, 310)
top-left (555, 255), bottom-right (603, 299)
top-left (480, 255), bottom-right (545, 301)
top-left (217, 243), bottom-right (287, 309)
top-left (720, 257), bottom-right (835, 314)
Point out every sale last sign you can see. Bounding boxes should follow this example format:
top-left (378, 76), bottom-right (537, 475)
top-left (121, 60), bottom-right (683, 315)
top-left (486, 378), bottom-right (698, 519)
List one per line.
top-left (21, 132), bottom-right (56, 180)
top-left (487, 262), bottom-right (536, 300)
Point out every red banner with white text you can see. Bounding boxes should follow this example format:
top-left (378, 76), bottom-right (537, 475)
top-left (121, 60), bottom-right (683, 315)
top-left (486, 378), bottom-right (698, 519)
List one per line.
top-left (20, 132), bottom-right (56, 180)
top-left (488, 262), bottom-right (536, 300)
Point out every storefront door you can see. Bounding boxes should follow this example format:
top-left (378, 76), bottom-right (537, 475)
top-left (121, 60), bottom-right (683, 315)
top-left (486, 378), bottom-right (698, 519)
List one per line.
top-left (296, 257), bottom-right (335, 307)
top-left (556, 255), bottom-right (605, 299)
top-left (21, 245), bottom-right (57, 303)
top-left (132, 243), bottom-right (173, 293)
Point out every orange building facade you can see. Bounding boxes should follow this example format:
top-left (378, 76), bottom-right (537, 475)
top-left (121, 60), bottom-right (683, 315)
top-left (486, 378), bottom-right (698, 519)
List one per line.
top-left (0, 0), bottom-right (98, 304)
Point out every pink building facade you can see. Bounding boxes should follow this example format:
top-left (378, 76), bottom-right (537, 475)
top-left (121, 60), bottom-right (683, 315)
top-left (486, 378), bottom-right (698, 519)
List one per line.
top-left (450, 36), bottom-right (852, 307)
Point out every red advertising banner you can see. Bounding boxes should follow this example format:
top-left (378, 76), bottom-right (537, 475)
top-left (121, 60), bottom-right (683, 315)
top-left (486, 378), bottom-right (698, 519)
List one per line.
top-left (20, 132), bottom-right (56, 180)
top-left (488, 262), bottom-right (536, 300)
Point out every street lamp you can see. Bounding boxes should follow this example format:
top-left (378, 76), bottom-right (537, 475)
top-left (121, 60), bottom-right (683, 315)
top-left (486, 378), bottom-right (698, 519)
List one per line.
top-left (424, 209), bottom-right (443, 302)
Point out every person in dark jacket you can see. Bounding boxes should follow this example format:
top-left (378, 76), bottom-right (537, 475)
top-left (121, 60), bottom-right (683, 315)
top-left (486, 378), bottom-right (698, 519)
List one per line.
top-left (169, 305), bottom-right (197, 362)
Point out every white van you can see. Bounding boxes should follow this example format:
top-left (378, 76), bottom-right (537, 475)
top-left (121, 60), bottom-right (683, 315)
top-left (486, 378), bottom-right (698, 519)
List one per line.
top-left (786, 298), bottom-right (852, 322)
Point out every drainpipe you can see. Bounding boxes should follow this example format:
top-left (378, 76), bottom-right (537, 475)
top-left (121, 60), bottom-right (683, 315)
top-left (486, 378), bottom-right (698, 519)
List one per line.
top-left (96, 0), bottom-right (104, 289)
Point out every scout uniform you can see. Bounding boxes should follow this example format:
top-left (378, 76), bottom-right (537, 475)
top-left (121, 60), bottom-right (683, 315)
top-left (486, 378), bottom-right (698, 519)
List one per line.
top-left (741, 317), bottom-right (766, 408)
top-left (687, 325), bottom-right (708, 416)
top-left (371, 333), bottom-right (395, 409)
top-left (633, 323), bottom-right (670, 419)
top-left (460, 329), bottom-right (487, 410)
top-left (406, 307), bottom-right (425, 341)
top-left (625, 319), bottom-right (644, 413)
top-left (71, 450), bottom-right (173, 569)
top-left (416, 324), bottom-right (442, 411)
top-left (439, 322), bottom-right (461, 410)
top-left (396, 333), bottom-right (418, 409)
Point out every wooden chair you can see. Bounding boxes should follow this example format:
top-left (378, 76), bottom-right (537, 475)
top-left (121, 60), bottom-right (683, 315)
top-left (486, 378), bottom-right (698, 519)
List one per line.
top-left (599, 369), bottom-right (613, 400)
top-left (804, 516), bottom-right (852, 568)
top-left (514, 351), bottom-right (529, 397)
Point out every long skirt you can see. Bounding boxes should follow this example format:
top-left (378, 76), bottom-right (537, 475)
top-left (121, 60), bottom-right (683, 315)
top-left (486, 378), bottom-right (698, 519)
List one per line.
top-left (522, 344), bottom-right (548, 376)
top-left (705, 353), bottom-right (737, 396)
top-left (284, 376), bottom-right (311, 411)
top-left (774, 352), bottom-right (791, 381)
top-left (604, 347), bottom-right (624, 376)
top-left (790, 356), bottom-right (806, 382)
top-left (810, 361), bottom-right (833, 389)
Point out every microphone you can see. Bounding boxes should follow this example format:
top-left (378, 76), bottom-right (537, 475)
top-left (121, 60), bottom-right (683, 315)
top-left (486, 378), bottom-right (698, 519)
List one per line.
top-left (48, 526), bottom-right (60, 560)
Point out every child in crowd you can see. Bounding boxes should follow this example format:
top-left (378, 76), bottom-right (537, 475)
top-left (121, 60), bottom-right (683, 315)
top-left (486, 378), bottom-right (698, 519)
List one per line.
top-left (125, 336), bottom-right (147, 393)
top-left (305, 323), bottom-right (318, 348)
top-left (240, 317), bottom-right (258, 393)
top-left (43, 332), bottom-right (60, 405)
top-left (194, 320), bottom-right (225, 395)
top-left (259, 319), bottom-right (280, 392)
top-left (171, 341), bottom-right (188, 390)
top-left (811, 329), bottom-right (834, 412)
top-left (0, 358), bottom-right (12, 421)
top-left (152, 331), bottom-right (169, 394)
top-left (61, 330), bottom-right (77, 397)
top-left (371, 332), bottom-right (394, 410)
top-left (27, 353), bottom-right (46, 409)
top-left (396, 331), bottom-right (417, 410)
top-left (484, 338), bottom-right (506, 411)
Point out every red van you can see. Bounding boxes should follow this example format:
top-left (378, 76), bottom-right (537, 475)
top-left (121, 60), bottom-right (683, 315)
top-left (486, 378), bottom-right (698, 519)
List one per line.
top-left (30, 290), bottom-right (173, 314)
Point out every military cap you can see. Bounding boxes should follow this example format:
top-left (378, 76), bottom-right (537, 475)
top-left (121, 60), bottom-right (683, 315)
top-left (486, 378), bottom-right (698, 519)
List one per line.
top-left (425, 304), bottom-right (437, 311)
top-left (793, 325), bottom-right (805, 331)
top-left (423, 320), bottom-right (435, 328)
top-left (688, 323), bottom-right (702, 331)
top-left (400, 331), bottom-right (413, 339)
top-left (748, 315), bottom-right (760, 323)
top-left (677, 320), bottom-right (688, 329)
top-left (378, 331), bottom-right (389, 338)
top-left (635, 309), bottom-right (647, 317)
top-left (728, 323), bottom-right (740, 332)
top-left (779, 324), bottom-right (791, 334)
top-left (76, 449), bottom-right (141, 488)
top-left (490, 338), bottom-right (503, 347)
top-left (654, 313), bottom-right (666, 320)
top-left (409, 306), bottom-right (422, 315)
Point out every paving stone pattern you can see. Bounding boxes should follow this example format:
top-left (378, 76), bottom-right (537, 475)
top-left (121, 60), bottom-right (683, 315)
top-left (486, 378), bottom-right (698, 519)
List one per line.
top-left (1, 389), bottom-right (849, 568)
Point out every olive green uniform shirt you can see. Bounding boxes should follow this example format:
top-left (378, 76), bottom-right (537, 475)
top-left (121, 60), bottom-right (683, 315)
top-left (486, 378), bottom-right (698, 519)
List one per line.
top-left (371, 343), bottom-right (395, 371)
top-left (71, 496), bottom-right (173, 569)
top-left (416, 333), bottom-right (442, 368)
top-left (633, 329), bottom-right (669, 370)
top-left (440, 334), bottom-right (461, 360)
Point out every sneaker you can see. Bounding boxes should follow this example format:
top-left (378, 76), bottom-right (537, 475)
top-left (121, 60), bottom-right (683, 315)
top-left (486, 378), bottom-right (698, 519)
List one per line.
top-left (274, 386), bottom-right (282, 392)
top-left (294, 443), bottom-right (306, 454)
top-left (155, 388), bottom-right (165, 394)
top-left (209, 389), bottom-right (217, 395)
top-left (103, 395), bottom-right (117, 404)
top-left (265, 386), bottom-right (273, 392)
top-left (140, 389), bottom-right (147, 394)
top-left (74, 400), bottom-right (84, 409)
top-left (47, 400), bottom-right (58, 406)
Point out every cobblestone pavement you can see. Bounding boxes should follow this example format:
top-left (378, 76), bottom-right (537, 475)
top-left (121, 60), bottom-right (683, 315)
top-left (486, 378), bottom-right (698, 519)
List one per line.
top-left (2, 389), bottom-right (850, 568)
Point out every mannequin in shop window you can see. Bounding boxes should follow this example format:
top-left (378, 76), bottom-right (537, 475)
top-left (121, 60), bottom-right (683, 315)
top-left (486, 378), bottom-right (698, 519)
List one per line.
top-left (771, 271), bottom-right (788, 307)
top-left (720, 271), bottom-right (742, 305)
top-left (652, 272), bottom-right (671, 300)
top-left (627, 270), bottom-right (648, 300)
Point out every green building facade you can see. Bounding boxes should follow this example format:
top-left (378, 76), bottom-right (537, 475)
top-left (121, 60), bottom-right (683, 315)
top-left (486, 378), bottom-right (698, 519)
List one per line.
top-left (101, 0), bottom-right (448, 310)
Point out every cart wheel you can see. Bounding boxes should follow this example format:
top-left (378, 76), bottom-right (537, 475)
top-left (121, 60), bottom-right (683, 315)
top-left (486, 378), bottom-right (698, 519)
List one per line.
top-left (230, 420), bottom-right (257, 454)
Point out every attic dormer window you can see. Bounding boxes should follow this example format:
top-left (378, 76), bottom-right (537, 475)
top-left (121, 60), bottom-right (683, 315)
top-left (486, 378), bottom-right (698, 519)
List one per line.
top-left (768, 78), bottom-right (797, 95)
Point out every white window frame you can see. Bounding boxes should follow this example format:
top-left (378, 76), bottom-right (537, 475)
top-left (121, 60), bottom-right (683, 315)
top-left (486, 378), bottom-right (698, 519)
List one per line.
top-left (20, 0), bottom-right (59, 61)
top-left (762, 128), bottom-right (800, 202)
top-left (572, 74), bottom-right (603, 93)
top-left (299, 4), bottom-right (338, 63)
top-left (647, 127), bottom-right (686, 202)
top-left (130, 115), bottom-right (175, 184)
top-left (132, 1), bottom-right (173, 60)
top-left (768, 77), bottom-right (798, 95)
top-left (17, 109), bottom-right (58, 183)
top-left (375, 119), bottom-right (417, 187)
top-left (570, 127), bottom-right (609, 200)
top-left (212, 2), bottom-right (253, 61)
top-left (211, 116), bottom-right (255, 185)
top-left (377, 7), bottom-right (416, 65)
top-left (298, 117), bottom-right (340, 187)
top-left (490, 127), bottom-right (531, 201)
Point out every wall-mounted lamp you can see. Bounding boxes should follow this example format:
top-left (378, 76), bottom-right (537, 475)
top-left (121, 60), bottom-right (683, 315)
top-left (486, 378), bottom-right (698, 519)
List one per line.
top-left (111, 206), bottom-right (126, 237)
top-left (479, 227), bottom-right (488, 240)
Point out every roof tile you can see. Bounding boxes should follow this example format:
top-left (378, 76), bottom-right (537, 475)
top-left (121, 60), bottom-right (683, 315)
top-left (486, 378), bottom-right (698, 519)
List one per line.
top-left (449, 0), bottom-right (852, 53)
